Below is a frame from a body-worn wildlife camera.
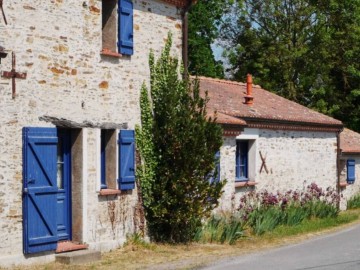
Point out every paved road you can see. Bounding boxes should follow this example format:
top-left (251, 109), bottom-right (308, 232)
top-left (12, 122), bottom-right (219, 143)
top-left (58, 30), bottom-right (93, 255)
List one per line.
top-left (200, 224), bottom-right (360, 270)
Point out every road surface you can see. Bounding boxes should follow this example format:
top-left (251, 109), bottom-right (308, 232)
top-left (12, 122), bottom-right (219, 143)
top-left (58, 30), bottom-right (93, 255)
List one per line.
top-left (200, 224), bottom-right (360, 270)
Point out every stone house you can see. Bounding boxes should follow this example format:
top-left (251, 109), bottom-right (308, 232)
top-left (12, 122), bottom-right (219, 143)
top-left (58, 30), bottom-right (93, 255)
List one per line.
top-left (0, 0), bottom-right (191, 267)
top-left (339, 128), bottom-right (360, 209)
top-left (198, 75), bottom-right (350, 211)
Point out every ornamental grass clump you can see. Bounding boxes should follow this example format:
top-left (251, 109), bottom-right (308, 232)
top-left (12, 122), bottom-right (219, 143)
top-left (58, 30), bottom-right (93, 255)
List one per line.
top-left (347, 194), bottom-right (360, 209)
top-left (238, 183), bottom-right (340, 235)
top-left (194, 213), bottom-right (245, 245)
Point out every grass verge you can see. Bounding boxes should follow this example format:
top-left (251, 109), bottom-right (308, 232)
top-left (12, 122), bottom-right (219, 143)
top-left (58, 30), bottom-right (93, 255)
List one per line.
top-left (263, 209), bottom-right (359, 239)
top-left (5, 209), bottom-right (360, 270)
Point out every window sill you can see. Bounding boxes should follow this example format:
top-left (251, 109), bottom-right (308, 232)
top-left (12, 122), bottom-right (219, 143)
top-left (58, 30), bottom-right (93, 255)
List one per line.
top-left (339, 182), bottom-right (348, 188)
top-left (100, 49), bottom-right (122, 58)
top-left (99, 189), bottom-right (122, 196)
top-left (339, 181), bottom-right (355, 188)
top-left (235, 181), bottom-right (257, 188)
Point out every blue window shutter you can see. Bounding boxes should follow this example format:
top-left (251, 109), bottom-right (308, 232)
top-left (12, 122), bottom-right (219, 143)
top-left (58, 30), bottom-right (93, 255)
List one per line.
top-left (347, 159), bottom-right (356, 183)
top-left (23, 127), bottom-right (58, 254)
top-left (118, 130), bottom-right (135, 190)
top-left (209, 151), bottom-right (220, 184)
top-left (215, 151), bottom-right (220, 183)
top-left (118, 0), bottom-right (134, 55)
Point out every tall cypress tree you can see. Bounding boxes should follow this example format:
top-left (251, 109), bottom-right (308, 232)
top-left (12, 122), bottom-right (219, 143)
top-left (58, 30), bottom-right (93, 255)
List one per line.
top-left (136, 34), bottom-right (224, 242)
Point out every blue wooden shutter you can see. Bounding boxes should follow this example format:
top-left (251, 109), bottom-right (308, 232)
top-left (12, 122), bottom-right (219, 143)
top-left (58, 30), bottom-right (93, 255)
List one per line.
top-left (118, 130), bottom-right (135, 190)
top-left (118, 0), bottom-right (134, 55)
top-left (215, 151), bottom-right (221, 183)
top-left (23, 127), bottom-right (58, 254)
top-left (347, 159), bottom-right (356, 183)
top-left (208, 151), bottom-right (220, 184)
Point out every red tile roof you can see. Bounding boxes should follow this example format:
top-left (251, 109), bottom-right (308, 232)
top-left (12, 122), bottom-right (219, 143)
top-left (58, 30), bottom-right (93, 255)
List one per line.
top-left (161, 0), bottom-right (193, 7)
top-left (198, 76), bottom-right (343, 129)
top-left (213, 112), bottom-right (247, 126)
top-left (340, 128), bottom-right (360, 154)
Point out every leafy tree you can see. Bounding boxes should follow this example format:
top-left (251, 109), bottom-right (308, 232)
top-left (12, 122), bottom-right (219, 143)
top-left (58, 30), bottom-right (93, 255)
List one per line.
top-left (314, 0), bottom-right (360, 131)
top-left (188, 0), bottom-right (227, 78)
top-left (222, 0), bottom-right (360, 132)
top-left (136, 34), bottom-right (224, 243)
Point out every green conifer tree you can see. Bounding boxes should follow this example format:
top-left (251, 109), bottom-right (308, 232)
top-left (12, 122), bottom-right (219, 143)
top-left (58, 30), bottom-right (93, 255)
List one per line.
top-left (136, 33), bottom-right (224, 243)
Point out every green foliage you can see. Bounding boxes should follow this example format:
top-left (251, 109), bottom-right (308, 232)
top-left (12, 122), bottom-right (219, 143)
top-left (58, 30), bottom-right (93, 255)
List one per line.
top-left (269, 211), bottom-right (360, 238)
top-left (238, 184), bottom-right (340, 235)
top-left (246, 201), bottom-right (339, 236)
top-left (308, 200), bottom-right (339, 219)
top-left (136, 33), bottom-right (225, 243)
top-left (347, 194), bottom-right (360, 209)
top-left (249, 207), bottom-right (284, 235)
top-left (194, 214), bottom-right (245, 245)
top-left (284, 203), bottom-right (310, 226)
top-left (124, 233), bottom-right (153, 250)
top-left (222, 0), bottom-right (360, 132)
top-left (188, 0), bottom-right (228, 78)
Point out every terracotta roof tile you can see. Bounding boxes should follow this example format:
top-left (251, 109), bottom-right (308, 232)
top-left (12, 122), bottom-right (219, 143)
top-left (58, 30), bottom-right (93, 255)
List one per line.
top-left (161, 0), bottom-right (193, 7)
top-left (214, 112), bottom-right (247, 126)
top-left (198, 76), bottom-right (343, 127)
top-left (340, 128), bottom-right (360, 154)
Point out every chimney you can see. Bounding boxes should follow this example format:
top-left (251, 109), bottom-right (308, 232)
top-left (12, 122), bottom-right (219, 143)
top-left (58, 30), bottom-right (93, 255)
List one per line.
top-left (244, 74), bottom-right (254, 106)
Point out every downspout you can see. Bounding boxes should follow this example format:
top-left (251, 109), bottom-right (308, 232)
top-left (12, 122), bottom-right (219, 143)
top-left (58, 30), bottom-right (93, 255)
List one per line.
top-left (181, 0), bottom-right (193, 79)
top-left (336, 127), bottom-right (344, 209)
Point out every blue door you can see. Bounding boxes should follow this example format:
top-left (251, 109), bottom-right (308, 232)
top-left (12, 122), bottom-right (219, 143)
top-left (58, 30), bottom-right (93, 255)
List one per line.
top-left (56, 129), bottom-right (72, 241)
top-left (23, 127), bottom-right (59, 254)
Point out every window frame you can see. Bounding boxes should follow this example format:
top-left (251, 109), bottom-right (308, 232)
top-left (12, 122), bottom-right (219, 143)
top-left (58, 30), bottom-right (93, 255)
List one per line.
top-left (235, 140), bottom-right (249, 181)
top-left (101, 0), bottom-right (134, 56)
top-left (98, 129), bottom-right (118, 191)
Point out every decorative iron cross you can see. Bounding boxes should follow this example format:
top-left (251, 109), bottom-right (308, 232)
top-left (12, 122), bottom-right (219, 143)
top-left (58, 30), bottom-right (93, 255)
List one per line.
top-left (0, 0), bottom-right (7, 25)
top-left (2, 52), bottom-right (27, 99)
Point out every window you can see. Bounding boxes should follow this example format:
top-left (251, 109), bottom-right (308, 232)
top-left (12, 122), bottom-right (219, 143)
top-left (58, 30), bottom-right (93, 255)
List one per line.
top-left (236, 141), bottom-right (248, 181)
top-left (99, 129), bottom-right (136, 191)
top-left (102, 0), bottom-right (134, 56)
top-left (347, 159), bottom-right (356, 184)
top-left (100, 129), bottom-right (117, 189)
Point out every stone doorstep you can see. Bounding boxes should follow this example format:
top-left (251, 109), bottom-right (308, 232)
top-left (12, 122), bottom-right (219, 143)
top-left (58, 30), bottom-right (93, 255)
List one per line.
top-left (55, 250), bottom-right (102, 265)
top-left (56, 241), bottom-right (88, 253)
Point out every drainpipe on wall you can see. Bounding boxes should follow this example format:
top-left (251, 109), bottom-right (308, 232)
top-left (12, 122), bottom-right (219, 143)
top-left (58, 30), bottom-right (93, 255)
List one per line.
top-left (181, 0), bottom-right (194, 79)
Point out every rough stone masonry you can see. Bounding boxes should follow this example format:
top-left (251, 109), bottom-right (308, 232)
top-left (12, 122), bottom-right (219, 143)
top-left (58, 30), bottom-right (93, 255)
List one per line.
top-left (0, 0), bottom-right (183, 267)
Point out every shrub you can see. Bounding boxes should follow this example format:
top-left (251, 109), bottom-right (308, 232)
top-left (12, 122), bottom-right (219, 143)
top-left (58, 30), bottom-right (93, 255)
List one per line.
top-left (237, 183), bottom-right (340, 235)
top-left (136, 33), bottom-right (224, 243)
top-left (347, 194), bottom-right (360, 209)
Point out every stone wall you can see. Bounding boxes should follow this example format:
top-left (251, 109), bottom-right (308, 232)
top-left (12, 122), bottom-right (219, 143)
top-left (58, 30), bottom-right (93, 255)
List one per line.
top-left (0, 0), bottom-right (182, 266)
top-left (339, 156), bottom-right (360, 210)
top-left (218, 128), bottom-right (338, 211)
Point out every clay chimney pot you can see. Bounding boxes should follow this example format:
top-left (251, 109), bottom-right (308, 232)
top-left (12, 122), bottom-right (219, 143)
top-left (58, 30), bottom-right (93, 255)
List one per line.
top-left (244, 74), bottom-right (254, 106)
